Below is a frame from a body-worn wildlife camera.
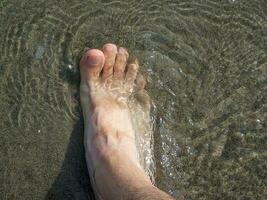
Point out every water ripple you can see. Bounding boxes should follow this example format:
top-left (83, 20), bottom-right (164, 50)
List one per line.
top-left (0, 0), bottom-right (266, 199)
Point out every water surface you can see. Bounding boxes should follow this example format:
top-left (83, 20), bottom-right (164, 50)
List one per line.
top-left (0, 0), bottom-right (266, 199)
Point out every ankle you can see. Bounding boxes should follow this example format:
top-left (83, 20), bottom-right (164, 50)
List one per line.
top-left (93, 149), bottom-right (152, 199)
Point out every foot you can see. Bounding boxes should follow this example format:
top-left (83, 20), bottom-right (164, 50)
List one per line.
top-left (79, 43), bottom-right (152, 199)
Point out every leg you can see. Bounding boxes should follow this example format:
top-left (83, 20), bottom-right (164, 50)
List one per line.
top-left (79, 43), bottom-right (175, 200)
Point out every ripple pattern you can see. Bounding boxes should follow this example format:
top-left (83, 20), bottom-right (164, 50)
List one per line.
top-left (0, 0), bottom-right (267, 199)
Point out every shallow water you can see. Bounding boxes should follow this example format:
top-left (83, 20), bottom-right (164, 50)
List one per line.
top-left (0, 0), bottom-right (267, 199)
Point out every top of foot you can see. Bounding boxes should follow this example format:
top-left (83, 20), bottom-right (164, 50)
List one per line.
top-left (79, 43), bottom-right (149, 163)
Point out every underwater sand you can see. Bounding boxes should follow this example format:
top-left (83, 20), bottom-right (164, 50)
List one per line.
top-left (0, 0), bottom-right (267, 199)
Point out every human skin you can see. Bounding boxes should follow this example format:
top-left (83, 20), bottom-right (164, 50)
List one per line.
top-left (79, 43), bottom-right (175, 200)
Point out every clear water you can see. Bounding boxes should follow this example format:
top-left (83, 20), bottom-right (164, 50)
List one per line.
top-left (0, 0), bottom-right (266, 199)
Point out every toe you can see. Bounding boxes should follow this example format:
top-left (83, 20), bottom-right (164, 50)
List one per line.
top-left (135, 73), bottom-right (146, 91)
top-left (114, 47), bottom-right (129, 80)
top-left (135, 90), bottom-right (151, 110)
top-left (79, 49), bottom-right (105, 81)
top-left (102, 43), bottom-right (117, 81)
top-left (125, 58), bottom-right (139, 85)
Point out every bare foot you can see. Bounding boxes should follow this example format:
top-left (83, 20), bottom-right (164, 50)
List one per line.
top-left (79, 44), bottom-right (152, 199)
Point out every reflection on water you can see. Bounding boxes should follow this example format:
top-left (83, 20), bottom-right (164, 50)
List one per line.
top-left (0, 0), bottom-right (266, 199)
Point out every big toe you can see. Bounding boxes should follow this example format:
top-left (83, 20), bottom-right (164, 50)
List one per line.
top-left (79, 49), bottom-right (105, 81)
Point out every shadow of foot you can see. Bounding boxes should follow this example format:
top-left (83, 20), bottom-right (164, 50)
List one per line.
top-left (45, 114), bottom-right (95, 200)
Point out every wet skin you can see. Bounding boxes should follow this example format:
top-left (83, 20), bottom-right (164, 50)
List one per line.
top-left (79, 43), bottom-right (174, 200)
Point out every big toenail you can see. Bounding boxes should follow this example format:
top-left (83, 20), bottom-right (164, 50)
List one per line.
top-left (87, 56), bottom-right (102, 65)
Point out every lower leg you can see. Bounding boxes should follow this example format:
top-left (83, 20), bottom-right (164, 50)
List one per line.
top-left (94, 150), bottom-right (174, 200)
top-left (93, 147), bottom-right (174, 200)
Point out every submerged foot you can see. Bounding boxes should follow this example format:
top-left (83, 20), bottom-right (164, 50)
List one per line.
top-left (80, 43), bottom-right (142, 162)
top-left (79, 43), bottom-right (152, 199)
top-left (79, 43), bottom-right (175, 200)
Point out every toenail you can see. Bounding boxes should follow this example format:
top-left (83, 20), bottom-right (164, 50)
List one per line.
top-left (84, 50), bottom-right (104, 65)
top-left (118, 47), bottom-right (126, 54)
top-left (88, 56), bottom-right (102, 65)
top-left (103, 43), bottom-right (117, 52)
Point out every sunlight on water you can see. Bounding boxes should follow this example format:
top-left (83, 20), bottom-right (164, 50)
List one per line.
top-left (0, 0), bottom-right (267, 199)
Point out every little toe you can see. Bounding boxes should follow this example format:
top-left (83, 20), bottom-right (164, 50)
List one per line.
top-left (114, 47), bottom-right (129, 80)
top-left (135, 73), bottom-right (146, 91)
top-left (102, 43), bottom-right (117, 81)
top-left (79, 49), bottom-right (105, 81)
